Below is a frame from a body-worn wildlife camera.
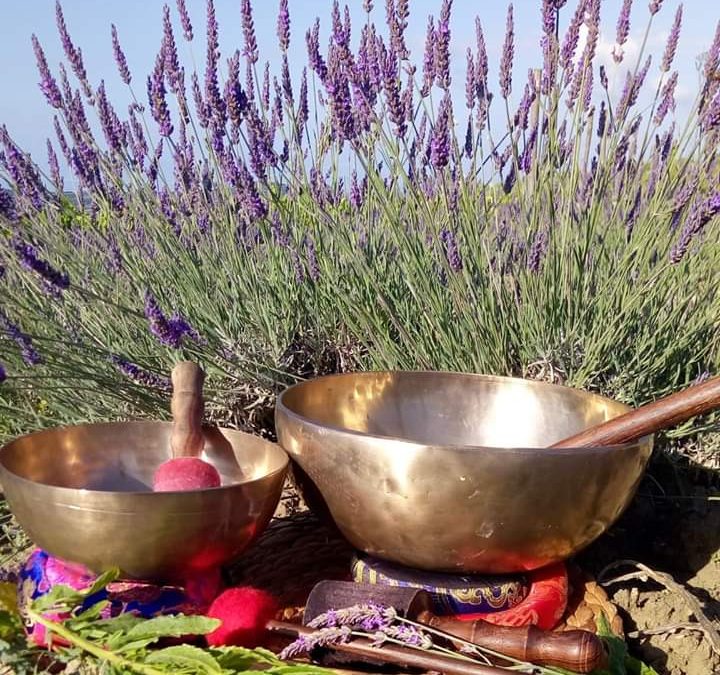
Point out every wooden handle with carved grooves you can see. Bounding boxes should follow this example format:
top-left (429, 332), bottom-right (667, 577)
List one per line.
top-left (422, 612), bottom-right (607, 673)
top-left (551, 375), bottom-right (720, 448)
top-left (170, 361), bottom-right (205, 458)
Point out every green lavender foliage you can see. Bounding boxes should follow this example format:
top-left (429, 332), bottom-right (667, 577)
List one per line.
top-left (0, 0), bottom-right (718, 443)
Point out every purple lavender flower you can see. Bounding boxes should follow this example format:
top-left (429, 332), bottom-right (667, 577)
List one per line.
top-left (144, 291), bottom-right (200, 349)
top-left (434, 0), bottom-right (452, 90)
top-left (670, 192), bottom-right (720, 263)
top-left (581, 64), bottom-right (593, 112)
top-left (661, 5), bottom-right (682, 72)
top-left (382, 47), bottom-right (406, 139)
top-left (465, 49), bottom-right (476, 110)
top-left (204, 0), bottom-right (225, 125)
top-left (177, 0), bottom-right (193, 40)
top-left (541, 0), bottom-right (558, 94)
top-left (191, 73), bottom-right (210, 128)
top-left (306, 236), bottom-right (320, 282)
top-left (111, 24), bottom-right (131, 85)
top-left (46, 140), bottom-right (63, 191)
top-left (598, 65), bottom-right (608, 91)
top-left (109, 355), bottom-right (170, 389)
top-left (704, 22), bottom-right (720, 84)
top-left (241, 0), bottom-right (259, 64)
top-left (306, 19), bottom-right (328, 83)
top-left (147, 54), bottom-right (173, 137)
top-left (527, 228), bottom-right (549, 273)
top-left (0, 190), bottom-right (16, 221)
top-left (276, 0), bottom-right (290, 51)
top-left (31, 35), bottom-right (62, 108)
top-left (0, 362), bottom-right (6, 383)
top-left (280, 627), bottom-right (352, 660)
top-left (0, 311), bottom-right (42, 366)
top-left (440, 228), bottom-right (462, 272)
top-left (560, 0), bottom-right (586, 73)
top-left (499, 4), bottom-right (515, 98)
top-left (421, 15), bottom-right (435, 96)
top-left (307, 604), bottom-right (397, 630)
top-left (162, 6), bottom-right (182, 93)
top-left (297, 68), bottom-right (309, 138)
top-left (262, 62), bottom-right (271, 111)
top-left (387, 0), bottom-right (409, 60)
top-left (616, 55), bottom-right (652, 121)
top-left (55, 2), bottom-right (92, 100)
top-left (701, 89), bottom-right (720, 131)
top-left (625, 186), bottom-right (642, 238)
top-left (430, 92), bottom-right (451, 169)
top-left (13, 239), bottom-right (69, 291)
top-left (96, 81), bottom-right (125, 153)
top-left (349, 170), bottom-right (364, 210)
top-left (371, 625), bottom-right (433, 650)
top-left (503, 165), bottom-right (516, 193)
top-left (521, 124), bottom-right (538, 173)
top-left (649, 0), bottom-right (663, 14)
top-left (464, 117), bottom-right (473, 158)
top-left (613, 0), bottom-right (633, 63)
top-left (597, 100), bottom-right (607, 137)
top-left (654, 71), bottom-right (677, 125)
top-left (225, 51), bottom-right (248, 128)
top-left (238, 161), bottom-right (268, 220)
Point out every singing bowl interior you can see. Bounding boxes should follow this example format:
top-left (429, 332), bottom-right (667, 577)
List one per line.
top-left (275, 371), bottom-right (653, 574)
top-left (0, 421), bottom-right (288, 580)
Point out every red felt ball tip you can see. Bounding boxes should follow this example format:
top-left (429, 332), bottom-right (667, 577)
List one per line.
top-left (205, 587), bottom-right (280, 648)
top-left (152, 457), bottom-right (222, 492)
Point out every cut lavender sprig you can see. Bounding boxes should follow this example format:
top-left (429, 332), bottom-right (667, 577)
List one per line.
top-left (371, 624), bottom-right (433, 650)
top-left (279, 626), bottom-right (352, 660)
top-left (306, 603), bottom-right (397, 630)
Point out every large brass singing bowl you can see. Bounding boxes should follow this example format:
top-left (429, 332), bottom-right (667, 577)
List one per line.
top-left (275, 371), bottom-right (653, 574)
top-left (0, 421), bottom-right (288, 580)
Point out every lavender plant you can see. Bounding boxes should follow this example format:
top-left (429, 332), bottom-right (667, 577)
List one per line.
top-left (0, 0), bottom-right (718, 443)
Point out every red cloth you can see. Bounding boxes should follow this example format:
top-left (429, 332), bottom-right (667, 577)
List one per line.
top-left (452, 562), bottom-right (568, 631)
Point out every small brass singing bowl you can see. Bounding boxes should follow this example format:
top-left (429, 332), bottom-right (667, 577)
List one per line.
top-left (0, 421), bottom-right (288, 580)
top-left (275, 371), bottom-right (653, 574)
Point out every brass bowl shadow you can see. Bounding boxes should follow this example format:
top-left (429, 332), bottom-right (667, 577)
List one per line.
top-left (275, 371), bottom-right (653, 574)
top-left (0, 421), bottom-right (289, 580)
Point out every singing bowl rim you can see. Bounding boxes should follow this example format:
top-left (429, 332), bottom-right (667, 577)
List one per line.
top-left (0, 419), bottom-right (290, 499)
top-left (276, 370), bottom-right (651, 452)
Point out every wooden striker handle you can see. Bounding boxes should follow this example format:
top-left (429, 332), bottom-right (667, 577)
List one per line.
top-left (423, 613), bottom-right (606, 673)
top-left (170, 361), bottom-right (205, 458)
top-left (551, 375), bottom-right (720, 448)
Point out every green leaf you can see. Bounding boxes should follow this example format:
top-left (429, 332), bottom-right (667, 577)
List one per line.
top-left (592, 612), bottom-right (628, 675)
top-left (625, 655), bottom-right (661, 675)
top-left (30, 568), bottom-right (120, 614)
top-left (145, 644), bottom-right (223, 674)
top-left (74, 599), bottom-right (111, 621)
top-left (212, 645), bottom-right (284, 670)
top-left (122, 614), bottom-right (221, 642)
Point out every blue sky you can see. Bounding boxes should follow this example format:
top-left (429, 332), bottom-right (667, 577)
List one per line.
top-left (0, 0), bottom-right (716, 180)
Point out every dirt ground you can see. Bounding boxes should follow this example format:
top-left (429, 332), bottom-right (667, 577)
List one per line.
top-left (575, 451), bottom-right (720, 675)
